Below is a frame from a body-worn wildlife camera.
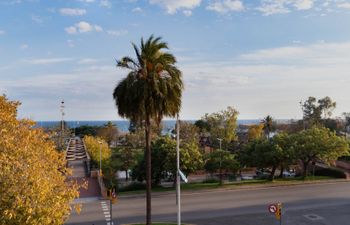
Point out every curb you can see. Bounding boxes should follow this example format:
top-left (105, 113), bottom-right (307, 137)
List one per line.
top-left (119, 179), bottom-right (350, 199)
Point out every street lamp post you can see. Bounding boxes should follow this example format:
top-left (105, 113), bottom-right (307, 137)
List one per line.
top-left (217, 138), bottom-right (223, 185)
top-left (98, 141), bottom-right (102, 175)
top-left (176, 114), bottom-right (181, 225)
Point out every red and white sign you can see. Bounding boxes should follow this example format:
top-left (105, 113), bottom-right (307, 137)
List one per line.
top-left (268, 204), bottom-right (277, 213)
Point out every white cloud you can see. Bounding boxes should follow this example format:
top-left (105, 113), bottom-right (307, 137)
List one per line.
top-left (294, 0), bottom-right (314, 10)
top-left (59, 8), bottom-right (87, 16)
top-left (65, 26), bottom-right (77, 34)
top-left (100, 0), bottom-right (111, 8)
top-left (20, 44), bottom-right (29, 50)
top-left (67, 40), bottom-right (75, 47)
top-left (338, 2), bottom-right (350, 9)
top-left (257, 0), bottom-right (290, 15)
top-left (77, 0), bottom-right (95, 2)
top-left (65, 21), bottom-right (103, 34)
top-left (132, 7), bottom-right (142, 12)
top-left (107, 29), bottom-right (128, 37)
top-left (257, 0), bottom-right (314, 16)
top-left (0, 30), bottom-right (5, 35)
top-left (149, 0), bottom-right (201, 14)
top-left (94, 25), bottom-right (103, 32)
top-left (76, 21), bottom-right (93, 32)
top-left (77, 58), bottom-right (98, 64)
top-left (239, 41), bottom-right (350, 66)
top-left (178, 41), bottom-right (350, 119)
top-left (31, 15), bottom-right (43, 23)
top-left (24, 58), bottom-right (74, 65)
top-left (183, 10), bottom-right (193, 16)
top-left (207, 0), bottom-right (244, 13)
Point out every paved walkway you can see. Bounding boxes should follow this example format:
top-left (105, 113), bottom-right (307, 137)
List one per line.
top-left (67, 137), bottom-right (100, 198)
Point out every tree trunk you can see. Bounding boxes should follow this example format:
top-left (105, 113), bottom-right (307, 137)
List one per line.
top-left (279, 166), bottom-right (284, 178)
top-left (269, 166), bottom-right (277, 181)
top-left (145, 117), bottom-right (152, 225)
top-left (125, 170), bottom-right (129, 181)
top-left (302, 160), bottom-right (310, 179)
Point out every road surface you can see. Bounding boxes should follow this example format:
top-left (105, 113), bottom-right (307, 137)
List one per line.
top-left (66, 181), bottom-right (350, 225)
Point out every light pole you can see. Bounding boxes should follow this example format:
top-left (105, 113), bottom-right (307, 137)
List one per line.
top-left (217, 138), bottom-right (223, 185)
top-left (60, 100), bottom-right (65, 150)
top-left (176, 114), bottom-right (181, 225)
top-left (98, 141), bottom-right (102, 175)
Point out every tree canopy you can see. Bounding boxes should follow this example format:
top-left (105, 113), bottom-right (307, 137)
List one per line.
top-left (0, 95), bottom-right (80, 225)
top-left (113, 35), bottom-right (184, 225)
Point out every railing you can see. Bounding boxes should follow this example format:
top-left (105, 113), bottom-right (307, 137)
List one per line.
top-left (81, 138), bottom-right (91, 176)
top-left (64, 138), bottom-right (73, 166)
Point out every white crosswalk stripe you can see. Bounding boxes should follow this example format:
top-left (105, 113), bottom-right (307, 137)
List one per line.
top-left (100, 201), bottom-right (113, 225)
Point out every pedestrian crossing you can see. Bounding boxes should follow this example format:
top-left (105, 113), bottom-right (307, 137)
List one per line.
top-left (100, 201), bottom-right (114, 225)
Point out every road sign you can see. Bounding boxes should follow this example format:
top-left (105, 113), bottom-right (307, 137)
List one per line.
top-left (268, 204), bottom-right (277, 213)
top-left (179, 169), bottom-right (188, 183)
top-left (111, 190), bottom-right (117, 204)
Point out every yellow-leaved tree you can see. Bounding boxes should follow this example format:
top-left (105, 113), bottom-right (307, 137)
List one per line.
top-left (0, 95), bottom-right (80, 225)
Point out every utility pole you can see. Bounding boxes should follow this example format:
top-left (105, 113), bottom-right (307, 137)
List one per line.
top-left (176, 114), bottom-right (181, 225)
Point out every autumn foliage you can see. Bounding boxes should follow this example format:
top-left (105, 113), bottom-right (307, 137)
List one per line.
top-left (0, 95), bottom-right (80, 225)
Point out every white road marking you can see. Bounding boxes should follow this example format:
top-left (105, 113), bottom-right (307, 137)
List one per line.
top-left (303, 214), bottom-right (324, 221)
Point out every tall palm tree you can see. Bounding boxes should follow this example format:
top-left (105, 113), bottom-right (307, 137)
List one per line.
top-left (113, 35), bottom-right (184, 225)
top-left (262, 115), bottom-right (274, 139)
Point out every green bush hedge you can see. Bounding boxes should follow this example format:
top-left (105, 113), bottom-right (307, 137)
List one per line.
top-left (202, 177), bottom-right (219, 183)
top-left (118, 182), bottom-right (146, 192)
top-left (314, 167), bottom-right (347, 178)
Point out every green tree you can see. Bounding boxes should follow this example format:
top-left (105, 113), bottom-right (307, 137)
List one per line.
top-left (113, 35), bottom-right (184, 225)
top-left (242, 139), bottom-right (283, 181)
top-left (116, 147), bottom-right (139, 181)
top-left (194, 119), bottom-right (211, 133)
top-left (0, 96), bottom-right (80, 225)
top-left (74, 125), bottom-right (100, 137)
top-left (290, 126), bottom-right (349, 177)
top-left (273, 132), bottom-right (296, 177)
top-left (97, 121), bottom-right (119, 146)
top-left (301, 96), bottom-right (336, 127)
top-left (247, 124), bottom-right (264, 141)
top-left (132, 137), bottom-right (203, 186)
top-left (165, 140), bottom-right (203, 184)
top-left (173, 121), bottom-right (200, 144)
top-left (203, 106), bottom-right (239, 149)
top-left (204, 150), bottom-right (239, 184)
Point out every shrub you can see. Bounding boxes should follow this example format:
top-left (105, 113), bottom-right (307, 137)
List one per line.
top-left (118, 182), bottom-right (146, 192)
top-left (202, 177), bottom-right (219, 183)
top-left (314, 167), bottom-right (347, 178)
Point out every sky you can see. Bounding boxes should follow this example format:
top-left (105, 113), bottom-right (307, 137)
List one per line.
top-left (1, 0), bottom-right (350, 121)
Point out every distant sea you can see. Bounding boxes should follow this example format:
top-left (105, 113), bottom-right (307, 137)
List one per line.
top-left (35, 120), bottom-right (265, 133)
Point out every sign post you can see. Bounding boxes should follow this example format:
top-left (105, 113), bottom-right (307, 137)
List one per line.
top-left (110, 189), bottom-right (117, 225)
top-left (268, 202), bottom-right (282, 225)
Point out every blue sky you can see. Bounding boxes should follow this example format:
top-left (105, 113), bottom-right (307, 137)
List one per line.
top-left (1, 0), bottom-right (350, 121)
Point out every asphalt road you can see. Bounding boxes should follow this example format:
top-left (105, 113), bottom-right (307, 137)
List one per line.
top-left (66, 181), bottom-right (350, 225)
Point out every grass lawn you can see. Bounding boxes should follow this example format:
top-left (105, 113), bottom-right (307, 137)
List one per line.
top-left (119, 176), bottom-right (339, 195)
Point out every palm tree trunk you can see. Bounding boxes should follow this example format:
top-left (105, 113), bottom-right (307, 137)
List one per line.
top-left (145, 116), bottom-right (152, 225)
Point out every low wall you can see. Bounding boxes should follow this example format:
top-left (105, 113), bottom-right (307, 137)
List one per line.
top-left (97, 171), bottom-right (108, 198)
top-left (335, 160), bottom-right (350, 170)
